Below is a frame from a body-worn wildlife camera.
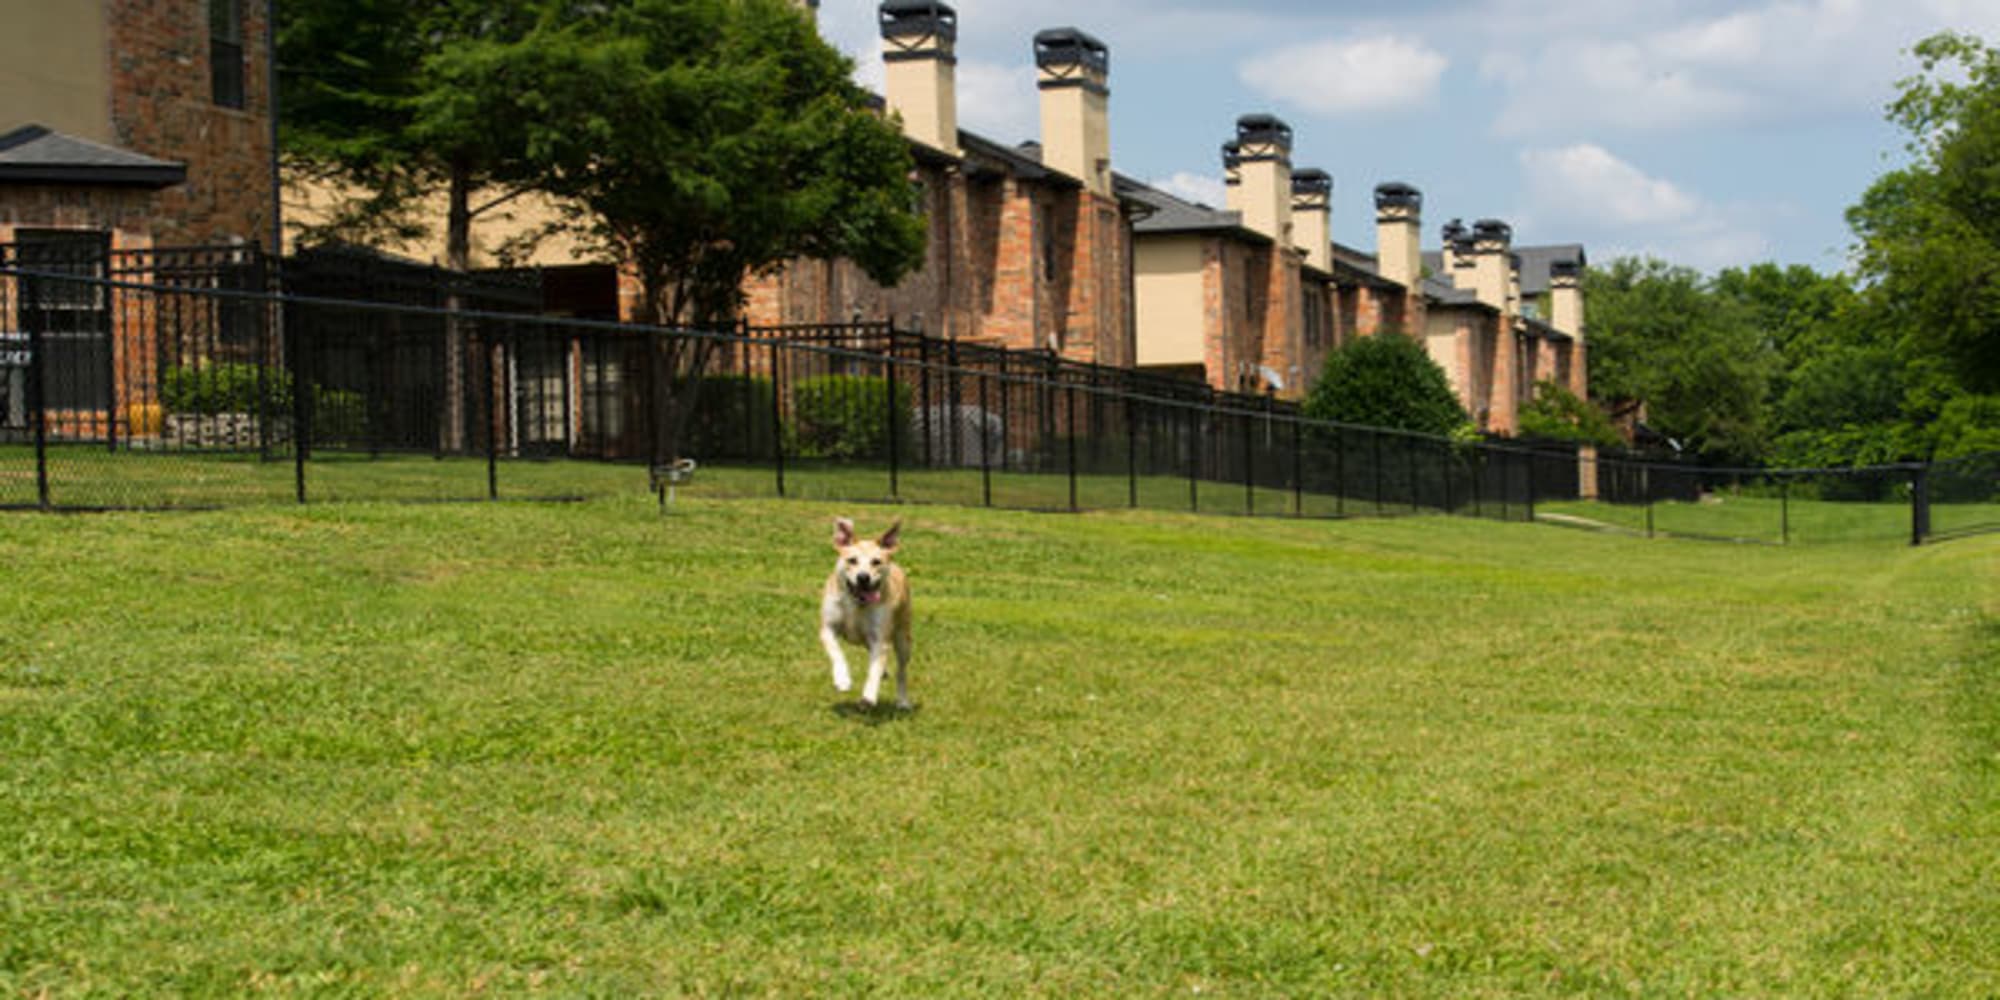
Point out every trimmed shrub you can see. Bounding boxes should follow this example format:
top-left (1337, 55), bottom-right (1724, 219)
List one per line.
top-left (1303, 334), bottom-right (1469, 439)
top-left (788, 375), bottom-right (914, 461)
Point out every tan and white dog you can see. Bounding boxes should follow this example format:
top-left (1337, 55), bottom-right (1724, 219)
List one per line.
top-left (820, 517), bottom-right (913, 709)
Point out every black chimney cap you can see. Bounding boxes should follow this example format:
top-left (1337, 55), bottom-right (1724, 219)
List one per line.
top-left (1292, 169), bottom-right (1332, 197)
top-left (1473, 219), bottom-right (1513, 246)
top-left (1221, 140), bottom-right (1242, 170)
top-left (1235, 114), bottom-right (1294, 153)
top-left (880, 1), bottom-right (957, 42)
top-left (1374, 181), bottom-right (1422, 213)
top-left (1034, 27), bottom-right (1109, 74)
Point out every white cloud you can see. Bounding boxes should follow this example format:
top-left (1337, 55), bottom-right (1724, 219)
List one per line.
top-left (1153, 171), bottom-right (1229, 208)
top-left (954, 61), bottom-right (1041, 145)
top-left (1518, 144), bottom-right (1767, 271)
top-left (1239, 36), bottom-right (1449, 115)
top-left (1482, 0), bottom-right (2000, 136)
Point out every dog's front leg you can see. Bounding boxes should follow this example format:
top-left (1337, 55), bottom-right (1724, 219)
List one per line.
top-left (893, 627), bottom-right (912, 710)
top-left (820, 624), bottom-right (852, 693)
top-left (861, 637), bottom-right (889, 707)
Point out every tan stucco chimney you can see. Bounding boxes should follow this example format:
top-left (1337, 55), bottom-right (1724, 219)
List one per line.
top-left (1551, 256), bottom-right (1587, 396)
top-left (1235, 114), bottom-right (1293, 244)
top-left (879, 1), bottom-right (959, 156)
top-left (1034, 28), bottom-right (1112, 198)
top-left (1373, 182), bottom-right (1423, 289)
top-left (1291, 169), bottom-right (1332, 272)
top-left (1466, 219), bottom-right (1513, 311)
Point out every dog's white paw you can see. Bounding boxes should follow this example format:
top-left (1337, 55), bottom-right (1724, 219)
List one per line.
top-left (833, 674), bottom-right (853, 693)
top-left (896, 698), bottom-right (913, 711)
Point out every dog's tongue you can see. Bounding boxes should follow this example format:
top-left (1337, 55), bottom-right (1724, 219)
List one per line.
top-left (859, 588), bottom-right (883, 605)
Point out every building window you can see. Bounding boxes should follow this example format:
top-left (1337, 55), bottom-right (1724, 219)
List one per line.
top-left (211, 0), bottom-right (246, 109)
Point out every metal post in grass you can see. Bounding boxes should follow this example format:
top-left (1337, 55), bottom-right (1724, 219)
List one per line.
top-left (1067, 381), bottom-right (1079, 512)
top-left (290, 297), bottom-right (310, 504)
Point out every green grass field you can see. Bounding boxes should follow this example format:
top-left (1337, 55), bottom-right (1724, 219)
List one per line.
top-left (1, 495), bottom-right (1994, 995)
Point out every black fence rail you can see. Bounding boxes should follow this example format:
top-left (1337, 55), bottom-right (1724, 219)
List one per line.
top-left (0, 255), bottom-right (1993, 545)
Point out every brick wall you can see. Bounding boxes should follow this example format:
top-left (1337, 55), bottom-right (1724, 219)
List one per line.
top-left (741, 162), bottom-right (1136, 363)
top-left (108, 0), bottom-right (274, 248)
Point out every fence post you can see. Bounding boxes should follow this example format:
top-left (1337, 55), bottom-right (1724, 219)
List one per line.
top-left (1911, 463), bottom-right (1930, 546)
top-left (1126, 395), bottom-right (1139, 509)
top-left (979, 365), bottom-right (993, 508)
top-left (1525, 451), bottom-right (1537, 524)
top-left (771, 339), bottom-right (786, 498)
top-left (1373, 432), bottom-right (1385, 516)
top-left (1187, 405), bottom-right (1199, 513)
top-left (290, 297), bottom-right (310, 504)
top-left (1067, 381), bottom-right (1079, 512)
top-left (883, 354), bottom-right (900, 500)
top-left (1334, 428), bottom-right (1345, 518)
top-left (488, 324), bottom-right (503, 501)
top-left (25, 291), bottom-right (48, 510)
top-left (1291, 415), bottom-right (1303, 518)
top-left (1440, 444), bottom-right (1453, 515)
top-left (997, 350), bottom-right (1011, 473)
top-left (1780, 474), bottom-right (1790, 545)
top-left (918, 334), bottom-right (932, 469)
top-left (1645, 466), bottom-right (1655, 539)
top-left (1242, 410), bottom-right (1255, 516)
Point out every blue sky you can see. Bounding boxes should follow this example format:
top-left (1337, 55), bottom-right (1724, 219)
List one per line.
top-left (813, 0), bottom-right (2000, 275)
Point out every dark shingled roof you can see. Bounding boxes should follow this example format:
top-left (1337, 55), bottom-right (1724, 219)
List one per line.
top-left (1422, 243), bottom-right (1585, 298)
top-left (1112, 173), bottom-right (1268, 243)
top-left (0, 125), bottom-right (185, 188)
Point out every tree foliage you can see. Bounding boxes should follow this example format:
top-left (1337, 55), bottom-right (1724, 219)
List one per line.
top-left (278, 0), bottom-right (539, 264)
top-left (423, 0), bottom-right (926, 327)
top-left (1302, 334), bottom-right (1468, 438)
top-left (1519, 380), bottom-right (1622, 449)
top-left (1583, 258), bottom-right (1776, 463)
top-left (1849, 31), bottom-right (2000, 393)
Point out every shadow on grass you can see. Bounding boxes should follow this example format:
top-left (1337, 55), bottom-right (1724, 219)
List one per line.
top-left (830, 701), bottom-right (921, 726)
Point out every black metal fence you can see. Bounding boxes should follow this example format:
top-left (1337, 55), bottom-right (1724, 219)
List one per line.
top-left (0, 249), bottom-right (1991, 546)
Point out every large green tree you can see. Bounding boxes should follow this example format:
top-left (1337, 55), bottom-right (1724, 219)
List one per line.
top-left (421, 0), bottom-right (926, 328)
top-left (279, 0), bottom-right (540, 270)
top-left (1849, 31), bottom-right (2000, 394)
top-left (1584, 258), bottom-right (1777, 464)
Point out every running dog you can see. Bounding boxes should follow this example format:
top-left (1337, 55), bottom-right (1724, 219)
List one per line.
top-left (820, 517), bottom-right (913, 709)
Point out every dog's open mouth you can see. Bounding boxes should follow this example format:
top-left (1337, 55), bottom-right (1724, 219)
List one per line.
top-left (848, 579), bottom-right (884, 605)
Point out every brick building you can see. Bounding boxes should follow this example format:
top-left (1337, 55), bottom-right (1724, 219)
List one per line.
top-left (1, 0), bottom-right (275, 443)
top-left (743, 5), bottom-right (1136, 367)
top-left (0, 0), bottom-right (275, 250)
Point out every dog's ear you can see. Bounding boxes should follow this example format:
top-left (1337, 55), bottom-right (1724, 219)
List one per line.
top-left (878, 519), bottom-right (902, 552)
top-left (832, 517), bottom-right (856, 549)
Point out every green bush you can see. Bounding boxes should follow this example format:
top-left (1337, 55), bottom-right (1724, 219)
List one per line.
top-left (679, 375), bottom-right (778, 460)
top-left (160, 363), bottom-right (289, 417)
top-left (788, 375), bottom-right (914, 461)
top-left (1519, 379), bottom-right (1623, 448)
top-left (1303, 333), bottom-right (1469, 439)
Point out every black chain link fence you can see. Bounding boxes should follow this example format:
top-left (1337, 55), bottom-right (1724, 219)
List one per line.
top-left (0, 247), bottom-right (1990, 545)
